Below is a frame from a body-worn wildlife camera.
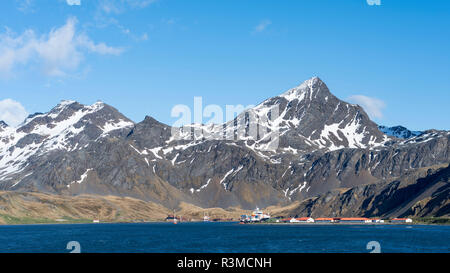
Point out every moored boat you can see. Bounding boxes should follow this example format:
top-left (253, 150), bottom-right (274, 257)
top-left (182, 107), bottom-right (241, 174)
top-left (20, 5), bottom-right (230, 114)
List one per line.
top-left (240, 208), bottom-right (271, 223)
top-left (203, 212), bottom-right (210, 222)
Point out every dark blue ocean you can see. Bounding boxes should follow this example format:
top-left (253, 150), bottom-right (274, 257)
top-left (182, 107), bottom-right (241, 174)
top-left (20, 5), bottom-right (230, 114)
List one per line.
top-left (0, 222), bottom-right (449, 253)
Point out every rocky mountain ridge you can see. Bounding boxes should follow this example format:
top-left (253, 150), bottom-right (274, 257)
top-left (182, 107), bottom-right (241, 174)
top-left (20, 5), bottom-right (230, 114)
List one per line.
top-left (0, 77), bottom-right (448, 217)
top-left (379, 125), bottom-right (423, 139)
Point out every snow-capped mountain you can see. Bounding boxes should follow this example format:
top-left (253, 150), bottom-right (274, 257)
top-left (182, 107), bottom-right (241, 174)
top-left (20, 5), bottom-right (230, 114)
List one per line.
top-left (170, 77), bottom-right (388, 156)
top-left (239, 77), bottom-right (387, 152)
top-left (0, 77), bottom-right (448, 212)
top-left (379, 125), bottom-right (423, 139)
top-left (0, 100), bottom-right (133, 183)
top-left (0, 121), bottom-right (8, 129)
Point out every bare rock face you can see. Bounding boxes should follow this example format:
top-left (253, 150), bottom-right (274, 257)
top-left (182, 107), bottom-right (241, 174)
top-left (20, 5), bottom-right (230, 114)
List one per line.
top-left (0, 78), bottom-right (448, 216)
top-left (279, 164), bottom-right (450, 218)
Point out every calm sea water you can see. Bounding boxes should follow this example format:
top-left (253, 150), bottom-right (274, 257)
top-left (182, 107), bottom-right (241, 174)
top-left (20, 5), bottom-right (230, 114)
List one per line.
top-left (0, 222), bottom-right (449, 253)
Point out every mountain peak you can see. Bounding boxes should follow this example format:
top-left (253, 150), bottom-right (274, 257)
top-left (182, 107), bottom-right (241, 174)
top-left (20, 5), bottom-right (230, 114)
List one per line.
top-left (247, 77), bottom-right (387, 152)
top-left (54, 100), bottom-right (81, 110)
top-left (17, 99), bottom-right (131, 137)
top-left (0, 120), bottom-right (8, 128)
top-left (59, 99), bottom-right (77, 105)
top-left (280, 76), bottom-right (329, 102)
top-left (307, 76), bottom-right (322, 84)
top-left (143, 115), bottom-right (164, 125)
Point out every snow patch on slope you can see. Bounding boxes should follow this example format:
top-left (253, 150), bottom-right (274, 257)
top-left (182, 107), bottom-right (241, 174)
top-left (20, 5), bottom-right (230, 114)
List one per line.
top-left (67, 168), bottom-right (93, 188)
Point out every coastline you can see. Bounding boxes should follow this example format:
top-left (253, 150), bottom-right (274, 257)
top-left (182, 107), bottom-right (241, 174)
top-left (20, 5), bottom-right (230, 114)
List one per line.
top-left (0, 218), bottom-right (172, 227)
top-left (1, 219), bottom-right (449, 227)
top-left (243, 222), bottom-right (449, 226)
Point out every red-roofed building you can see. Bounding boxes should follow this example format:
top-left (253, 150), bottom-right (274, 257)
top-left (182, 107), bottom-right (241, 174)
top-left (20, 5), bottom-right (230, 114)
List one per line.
top-left (281, 217), bottom-right (315, 223)
top-left (340, 217), bottom-right (371, 223)
top-left (296, 217), bottom-right (315, 223)
top-left (315, 218), bottom-right (334, 223)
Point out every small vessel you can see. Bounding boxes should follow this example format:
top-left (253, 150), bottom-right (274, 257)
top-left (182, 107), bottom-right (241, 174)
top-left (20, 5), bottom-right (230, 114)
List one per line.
top-left (240, 215), bottom-right (250, 223)
top-left (250, 207), bottom-right (270, 222)
top-left (173, 210), bottom-right (178, 224)
top-left (203, 212), bottom-right (210, 222)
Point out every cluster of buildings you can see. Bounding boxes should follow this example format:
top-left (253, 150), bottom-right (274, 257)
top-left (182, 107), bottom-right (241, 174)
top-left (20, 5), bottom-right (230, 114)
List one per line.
top-left (279, 217), bottom-right (413, 224)
top-left (168, 207), bottom-right (414, 224)
top-left (238, 207), bottom-right (416, 224)
top-left (240, 209), bottom-right (414, 224)
top-left (282, 217), bottom-right (315, 223)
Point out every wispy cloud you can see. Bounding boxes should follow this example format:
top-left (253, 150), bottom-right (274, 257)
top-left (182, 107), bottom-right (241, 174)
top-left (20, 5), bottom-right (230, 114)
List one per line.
top-left (0, 99), bottom-right (28, 127)
top-left (66, 0), bottom-right (81, 6)
top-left (139, 33), bottom-right (149, 41)
top-left (93, 0), bottom-right (156, 42)
top-left (16, 0), bottom-right (35, 13)
top-left (254, 20), bottom-right (272, 33)
top-left (128, 0), bottom-right (157, 8)
top-left (0, 17), bottom-right (124, 78)
top-left (17, 0), bottom-right (81, 11)
top-left (114, 21), bottom-right (149, 41)
top-left (348, 95), bottom-right (386, 119)
top-left (99, 0), bottom-right (157, 14)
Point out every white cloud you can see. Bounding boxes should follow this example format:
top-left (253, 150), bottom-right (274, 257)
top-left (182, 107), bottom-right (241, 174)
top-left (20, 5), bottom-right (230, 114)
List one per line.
top-left (76, 34), bottom-right (123, 55)
top-left (128, 0), bottom-right (157, 8)
top-left (347, 95), bottom-right (386, 119)
top-left (140, 33), bottom-right (149, 41)
top-left (0, 99), bottom-right (28, 127)
top-left (112, 20), bottom-right (149, 41)
top-left (254, 20), bottom-right (272, 33)
top-left (0, 17), bottom-right (123, 77)
top-left (99, 0), bottom-right (157, 14)
top-left (16, 0), bottom-right (35, 13)
top-left (100, 1), bottom-right (121, 14)
top-left (66, 0), bottom-right (81, 6)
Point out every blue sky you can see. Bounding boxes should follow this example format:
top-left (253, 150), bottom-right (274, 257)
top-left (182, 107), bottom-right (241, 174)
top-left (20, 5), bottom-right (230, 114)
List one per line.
top-left (0, 0), bottom-right (449, 130)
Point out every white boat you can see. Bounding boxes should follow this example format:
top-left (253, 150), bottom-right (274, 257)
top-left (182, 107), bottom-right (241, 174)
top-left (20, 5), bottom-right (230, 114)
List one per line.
top-left (173, 210), bottom-right (178, 224)
top-left (203, 213), bottom-right (210, 222)
top-left (250, 208), bottom-right (270, 222)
